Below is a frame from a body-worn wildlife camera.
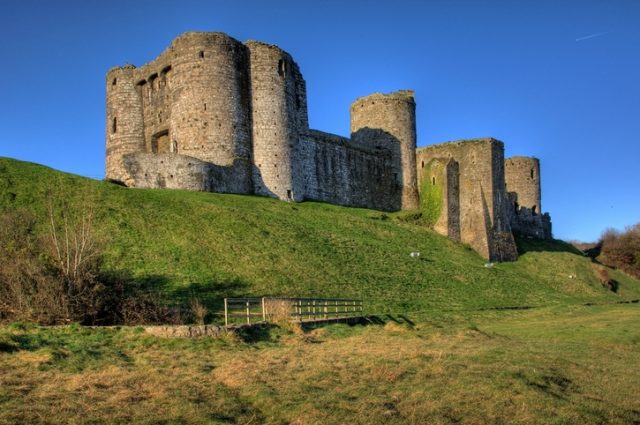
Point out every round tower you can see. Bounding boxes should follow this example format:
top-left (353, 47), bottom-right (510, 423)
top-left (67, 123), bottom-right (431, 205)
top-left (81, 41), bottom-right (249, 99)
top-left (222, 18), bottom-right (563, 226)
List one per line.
top-left (350, 91), bottom-right (419, 210)
top-left (168, 32), bottom-right (253, 192)
top-left (105, 65), bottom-right (144, 184)
top-left (504, 156), bottom-right (541, 214)
top-left (246, 41), bottom-right (305, 202)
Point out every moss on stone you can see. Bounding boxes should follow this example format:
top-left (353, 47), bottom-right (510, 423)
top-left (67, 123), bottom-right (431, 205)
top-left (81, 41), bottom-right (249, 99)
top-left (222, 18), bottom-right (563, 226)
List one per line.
top-left (419, 160), bottom-right (443, 227)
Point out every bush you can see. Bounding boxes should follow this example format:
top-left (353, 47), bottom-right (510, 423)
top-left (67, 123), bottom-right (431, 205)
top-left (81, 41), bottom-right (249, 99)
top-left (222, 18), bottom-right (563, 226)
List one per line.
top-left (593, 265), bottom-right (618, 292)
top-left (0, 191), bottom-right (181, 325)
top-left (597, 224), bottom-right (640, 279)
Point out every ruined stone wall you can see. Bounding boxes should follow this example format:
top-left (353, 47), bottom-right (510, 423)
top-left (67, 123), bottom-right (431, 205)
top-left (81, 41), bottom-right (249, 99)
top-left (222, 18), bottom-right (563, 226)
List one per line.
top-left (416, 139), bottom-right (517, 261)
top-left (299, 130), bottom-right (398, 211)
top-left (121, 153), bottom-right (250, 193)
top-left (505, 156), bottom-right (552, 239)
top-left (418, 158), bottom-right (460, 241)
top-left (350, 91), bottom-right (419, 210)
top-left (105, 65), bottom-right (144, 185)
top-left (505, 157), bottom-right (541, 213)
top-left (247, 41), bottom-right (308, 202)
top-left (106, 32), bottom-right (253, 193)
top-left (105, 32), bottom-right (552, 260)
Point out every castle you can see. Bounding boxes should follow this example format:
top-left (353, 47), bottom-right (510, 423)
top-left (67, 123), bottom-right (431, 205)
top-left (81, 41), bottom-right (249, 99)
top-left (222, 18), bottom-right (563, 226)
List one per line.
top-left (106, 32), bottom-right (551, 262)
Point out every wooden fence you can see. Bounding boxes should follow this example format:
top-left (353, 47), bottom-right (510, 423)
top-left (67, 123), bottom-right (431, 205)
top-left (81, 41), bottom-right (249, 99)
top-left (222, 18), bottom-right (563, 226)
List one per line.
top-left (223, 297), bottom-right (363, 326)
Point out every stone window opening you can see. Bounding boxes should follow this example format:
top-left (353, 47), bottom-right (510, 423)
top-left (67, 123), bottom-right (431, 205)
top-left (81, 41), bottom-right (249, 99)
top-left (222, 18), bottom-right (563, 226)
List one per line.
top-left (532, 205), bottom-right (537, 215)
top-left (148, 73), bottom-right (158, 88)
top-left (199, 51), bottom-right (205, 59)
top-left (421, 161), bottom-right (424, 168)
top-left (151, 130), bottom-right (170, 154)
top-left (530, 168), bottom-right (534, 179)
top-left (287, 190), bottom-right (292, 200)
top-left (112, 78), bottom-right (117, 86)
top-left (432, 176), bottom-right (436, 185)
top-left (112, 117), bottom-right (117, 133)
top-left (278, 59), bottom-right (287, 77)
top-left (204, 103), bottom-right (207, 111)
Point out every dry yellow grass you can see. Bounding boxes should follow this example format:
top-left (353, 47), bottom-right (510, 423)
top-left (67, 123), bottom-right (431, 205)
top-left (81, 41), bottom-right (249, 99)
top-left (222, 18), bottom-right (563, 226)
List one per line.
top-left (1, 304), bottom-right (639, 424)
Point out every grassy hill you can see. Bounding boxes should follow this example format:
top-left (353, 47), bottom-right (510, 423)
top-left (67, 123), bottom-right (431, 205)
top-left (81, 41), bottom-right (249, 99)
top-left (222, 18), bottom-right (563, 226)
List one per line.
top-left (1, 157), bottom-right (638, 321)
top-left (2, 157), bottom-right (640, 424)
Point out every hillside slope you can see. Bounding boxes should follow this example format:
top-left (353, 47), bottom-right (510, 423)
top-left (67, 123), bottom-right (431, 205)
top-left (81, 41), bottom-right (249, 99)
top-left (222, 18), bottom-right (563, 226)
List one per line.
top-left (1, 157), bottom-right (638, 318)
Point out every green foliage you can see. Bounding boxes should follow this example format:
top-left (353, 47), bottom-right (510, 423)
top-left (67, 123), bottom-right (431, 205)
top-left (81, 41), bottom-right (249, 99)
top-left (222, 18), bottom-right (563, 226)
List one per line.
top-left (419, 161), bottom-right (444, 226)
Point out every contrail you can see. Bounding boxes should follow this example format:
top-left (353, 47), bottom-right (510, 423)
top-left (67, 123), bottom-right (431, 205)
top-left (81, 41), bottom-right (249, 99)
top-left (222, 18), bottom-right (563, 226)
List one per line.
top-left (575, 31), bottom-right (608, 42)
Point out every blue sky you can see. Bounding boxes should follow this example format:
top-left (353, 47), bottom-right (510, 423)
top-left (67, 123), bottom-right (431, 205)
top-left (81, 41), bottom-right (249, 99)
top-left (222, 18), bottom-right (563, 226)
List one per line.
top-left (0, 0), bottom-right (638, 242)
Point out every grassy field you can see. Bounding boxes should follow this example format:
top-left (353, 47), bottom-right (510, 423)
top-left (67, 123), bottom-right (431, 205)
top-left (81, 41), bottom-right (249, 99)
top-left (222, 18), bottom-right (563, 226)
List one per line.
top-left (0, 304), bottom-right (639, 424)
top-left (1, 157), bottom-right (639, 321)
top-left (1, 157), bottom-right (640, 423)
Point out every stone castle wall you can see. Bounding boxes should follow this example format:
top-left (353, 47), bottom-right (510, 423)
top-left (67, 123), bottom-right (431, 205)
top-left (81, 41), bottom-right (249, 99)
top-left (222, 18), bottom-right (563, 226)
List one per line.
top-left (505, 156), bottom-right (552, 238)
top-left (416, 139), bottom-right (518, 262)
top-left (106, 31), bottom-right (553, 262)
top-left (300, 130), bottom-right (398, 211)
top-left (418, 157), bottom-right (460, 241)
top-left (106, 32), bottom-right (412, 212)
top-left (106, 32), bottom-right (253, 193)
top-left (247, 41), bottom-right (308, 202)
top-left (350, 91), bottom-right (419, 210)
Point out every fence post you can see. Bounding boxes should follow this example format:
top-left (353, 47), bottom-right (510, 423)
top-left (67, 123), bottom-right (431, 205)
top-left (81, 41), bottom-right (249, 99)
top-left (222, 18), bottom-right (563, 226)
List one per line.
top-left (262, 297), bottom-right (266, 322)
top-left (224, 298), bottom-right (228, 326)
top-left (246, 300), bottom-right (250, 325)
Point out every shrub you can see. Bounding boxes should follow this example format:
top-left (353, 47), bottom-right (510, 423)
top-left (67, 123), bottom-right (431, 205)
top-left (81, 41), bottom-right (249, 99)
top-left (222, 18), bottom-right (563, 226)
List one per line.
top-left (263, 298), bottom-right (294, 324)
top-left (598, 224), bottom-right (640, 279)
top-left (593, 265), bottom-right (618, 292)
top-left (191, 298), bottom-right (208, 325)
top-left (0, 187), bottom-right (181, 326)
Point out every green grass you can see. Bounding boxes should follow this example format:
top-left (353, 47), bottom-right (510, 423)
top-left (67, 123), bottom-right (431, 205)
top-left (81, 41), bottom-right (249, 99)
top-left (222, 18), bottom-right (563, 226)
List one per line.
top-left (2, 157), bottom-right (640, 423)
top-left (1, 156), bottom-right (639, 322)
top-left (0, 304), bottom-right (639, 424)
top-left (419, 159), bottom-right (444, 225)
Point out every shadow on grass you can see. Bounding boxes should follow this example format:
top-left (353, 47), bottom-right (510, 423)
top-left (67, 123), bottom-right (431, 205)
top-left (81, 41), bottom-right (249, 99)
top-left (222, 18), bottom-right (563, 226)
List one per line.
top-left (100, 270), bottom-right (253, 323)
top-left (382, 314), bottom-right (416, 327)
top-left (235, 323), bottom-right (278, 343)
top-left (514, 234), bottom-right (586, 256)
top-left (163, 278), bottom-right (252, 313)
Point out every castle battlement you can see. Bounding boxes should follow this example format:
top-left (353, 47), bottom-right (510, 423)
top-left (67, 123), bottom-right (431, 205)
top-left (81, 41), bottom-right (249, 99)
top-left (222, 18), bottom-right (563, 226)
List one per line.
top-left (106, 32), bottom-right (552, 261)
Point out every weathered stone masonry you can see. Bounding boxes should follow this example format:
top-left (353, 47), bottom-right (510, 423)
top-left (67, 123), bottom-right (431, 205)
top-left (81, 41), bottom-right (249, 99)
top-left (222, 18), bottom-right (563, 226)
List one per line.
top-left (106, 32), bottom-right (552, 261)
top-left (505, 156), bottom-right (552, 239)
